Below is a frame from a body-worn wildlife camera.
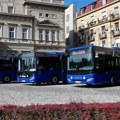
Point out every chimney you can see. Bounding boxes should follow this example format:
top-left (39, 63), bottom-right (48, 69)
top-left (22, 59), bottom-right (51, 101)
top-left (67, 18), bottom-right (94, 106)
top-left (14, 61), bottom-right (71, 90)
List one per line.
top-left (102, 0), bottom-right (106, 5)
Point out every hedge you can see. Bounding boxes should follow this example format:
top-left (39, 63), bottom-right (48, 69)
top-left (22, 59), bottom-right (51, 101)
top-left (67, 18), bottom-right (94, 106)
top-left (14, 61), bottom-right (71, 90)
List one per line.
top-left (0, 103), bottom-right (120, 120)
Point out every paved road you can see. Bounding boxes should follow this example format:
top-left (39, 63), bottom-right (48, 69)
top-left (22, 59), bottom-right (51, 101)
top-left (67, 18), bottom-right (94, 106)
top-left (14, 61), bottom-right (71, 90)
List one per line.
top-left (0, 83), bottom-right (120, 106)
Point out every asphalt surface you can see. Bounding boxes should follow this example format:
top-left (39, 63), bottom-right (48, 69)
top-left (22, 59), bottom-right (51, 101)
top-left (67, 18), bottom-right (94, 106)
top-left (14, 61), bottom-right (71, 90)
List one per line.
top-left (0, 83), bottom-right (120, 106)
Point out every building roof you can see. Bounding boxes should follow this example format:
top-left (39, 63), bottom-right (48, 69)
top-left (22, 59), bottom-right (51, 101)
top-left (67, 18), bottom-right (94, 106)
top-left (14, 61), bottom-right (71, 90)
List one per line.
top-left (77, 0), bottom-right (117, 17)
top-left (24, 0), bottom-right (68, 9)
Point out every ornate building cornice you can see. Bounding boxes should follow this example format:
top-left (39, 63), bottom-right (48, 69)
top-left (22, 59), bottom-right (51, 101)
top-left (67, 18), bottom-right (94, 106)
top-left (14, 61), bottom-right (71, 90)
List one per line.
top-left (23, 0), bottom-right (68, 9)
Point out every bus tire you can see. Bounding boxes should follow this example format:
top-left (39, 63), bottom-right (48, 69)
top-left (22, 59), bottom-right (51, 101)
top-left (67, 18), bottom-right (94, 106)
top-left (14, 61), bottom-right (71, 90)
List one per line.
top-left (110, 75), bottom-right (117, 86)
top-left (3, 75), bottom-right (11, 83)
top-left (51, 76), bottom-right (59, 85)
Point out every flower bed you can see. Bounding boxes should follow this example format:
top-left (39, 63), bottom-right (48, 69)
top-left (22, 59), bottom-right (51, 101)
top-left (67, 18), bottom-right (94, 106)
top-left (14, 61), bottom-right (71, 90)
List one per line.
top-left (0, 103), bottom-right (120, 120)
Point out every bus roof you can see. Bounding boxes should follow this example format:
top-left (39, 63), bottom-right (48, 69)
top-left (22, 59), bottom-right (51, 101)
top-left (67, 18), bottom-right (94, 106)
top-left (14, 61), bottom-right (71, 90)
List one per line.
top-left (68, 45), bottom-right (113, 51)
top-left (35, 51), bottom-right (68, 57)
top-left (0, 54), bottom-right (17, 59)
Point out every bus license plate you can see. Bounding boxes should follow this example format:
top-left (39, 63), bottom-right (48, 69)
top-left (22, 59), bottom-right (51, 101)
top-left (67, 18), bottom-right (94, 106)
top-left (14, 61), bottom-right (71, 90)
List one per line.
top-left (75, 81), bottom-right (81, 84)
top-left (22, 80), bottom-right (26, 82)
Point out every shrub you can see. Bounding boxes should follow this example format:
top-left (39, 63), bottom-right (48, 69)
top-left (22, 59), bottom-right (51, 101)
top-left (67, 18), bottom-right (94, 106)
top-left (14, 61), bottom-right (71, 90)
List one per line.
top-left (0, 103), bottom-right (120, 120)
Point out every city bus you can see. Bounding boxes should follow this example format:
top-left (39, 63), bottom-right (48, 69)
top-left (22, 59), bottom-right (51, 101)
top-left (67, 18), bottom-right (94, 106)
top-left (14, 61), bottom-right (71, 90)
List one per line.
top-left (0, 54), bottom-right (18, 83)
top-left (67, 45), bottom-right (120, 85)
top-left (17, 51), bottom-right (67, 84)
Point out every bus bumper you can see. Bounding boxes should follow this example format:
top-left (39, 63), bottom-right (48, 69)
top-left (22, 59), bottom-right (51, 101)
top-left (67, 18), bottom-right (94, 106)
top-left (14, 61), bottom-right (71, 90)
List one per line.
top-left (67, 74), bottom-right (94, 85)
top-left (17, 74), bottom-right (35, 83)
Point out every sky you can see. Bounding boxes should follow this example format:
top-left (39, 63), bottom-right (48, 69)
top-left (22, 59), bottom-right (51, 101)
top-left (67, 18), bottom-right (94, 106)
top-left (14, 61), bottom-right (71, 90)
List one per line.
top-left (64, 0), bottom-right (96, 11)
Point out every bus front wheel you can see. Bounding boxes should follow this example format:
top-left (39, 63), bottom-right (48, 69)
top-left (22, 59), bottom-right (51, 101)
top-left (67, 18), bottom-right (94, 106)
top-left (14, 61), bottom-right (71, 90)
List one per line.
top-left (110, 76), bottom-right (117, 86)
top-left (51, 76), bottom-right (59, 85)
top-left (3, 75), bottom-right (11, 83)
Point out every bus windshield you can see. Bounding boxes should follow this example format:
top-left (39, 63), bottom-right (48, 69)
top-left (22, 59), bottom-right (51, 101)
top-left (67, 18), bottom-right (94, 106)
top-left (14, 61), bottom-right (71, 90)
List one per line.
top-left (67, 48), bottom-right (93, 71)
top-left (18, 53), bottom-right (36, 72)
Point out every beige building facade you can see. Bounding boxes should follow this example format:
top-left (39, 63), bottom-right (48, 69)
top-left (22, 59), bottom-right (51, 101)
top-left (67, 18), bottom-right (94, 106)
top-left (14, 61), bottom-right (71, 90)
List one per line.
top-left (0, 0), bottom-right (67, 56)
top-left (77, 0), bottom-right (120, 47)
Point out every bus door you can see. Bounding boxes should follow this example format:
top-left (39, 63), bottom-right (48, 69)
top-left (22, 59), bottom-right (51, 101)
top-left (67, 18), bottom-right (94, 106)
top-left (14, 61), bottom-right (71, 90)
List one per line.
top-left (95, 54), bottom-right (112, 83)
top-left (36, 57), bottom-right (48, 83)
top-left (37, 56), bottom-right (60, 83)
top-left (60, 55), bottom-right (67, 83)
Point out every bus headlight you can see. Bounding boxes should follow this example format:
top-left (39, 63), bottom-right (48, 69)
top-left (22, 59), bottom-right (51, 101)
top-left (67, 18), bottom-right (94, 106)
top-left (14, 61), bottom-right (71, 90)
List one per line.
top-left (86, 78), bottom-right (94, 82)
top-left (83, 76), bottom-right (86, 80)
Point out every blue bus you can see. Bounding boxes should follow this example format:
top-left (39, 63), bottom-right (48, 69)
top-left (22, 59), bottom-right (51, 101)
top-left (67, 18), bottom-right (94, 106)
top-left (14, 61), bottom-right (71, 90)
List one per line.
top-left (0, 55), bottom-right (18, 83)
top-left (67, 45), bottom-right (120, 85)
top-left (17, 51), bottom-right (67, 84)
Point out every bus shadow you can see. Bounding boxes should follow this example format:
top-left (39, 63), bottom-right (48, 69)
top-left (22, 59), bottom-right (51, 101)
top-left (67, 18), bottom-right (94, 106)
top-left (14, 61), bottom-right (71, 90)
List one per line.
top-left (74, 83), bottom-right (120, 88)
top-left (0, 81), bottom-right (20, 84)
top-left (23, 83), bottom-right (69, 87)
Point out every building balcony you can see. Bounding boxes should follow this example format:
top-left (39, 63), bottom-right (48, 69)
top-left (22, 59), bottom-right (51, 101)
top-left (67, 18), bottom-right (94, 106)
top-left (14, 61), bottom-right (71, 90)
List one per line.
top-left (110, 13), bottom-right (119, 21)
top-left (112, 30), bottom-right (120, 36)
top-left (79, 25), bottom-right (85, 31)
top-left (98, 17), bottom-right (108, 24)
top-left (99, 32), bottom-right (107, 39)
top-left (88, 20), bottom-right (96, 27)
top-left (35, 40), bottom-right (61, 46)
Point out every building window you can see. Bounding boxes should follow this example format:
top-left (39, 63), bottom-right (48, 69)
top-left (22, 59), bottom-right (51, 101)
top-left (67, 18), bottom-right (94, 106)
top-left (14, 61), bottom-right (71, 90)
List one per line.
top-left (91, 16), bottom-right (94, 20)
top-left (81, 20), bottom-right (84, 26)
top-left (66, 14), bottom-right (69, 22)
top-left (81, 33), bottom-right (85, 40)
top-left (102, 11), bottom-right (107, 19)
top-left (39, 29), bottom-right (43, 41)
top-left (51, 30), bottom-right (55, 42)
top-left (102, 0), bottom-right (106, 5)
top-left (45, 13), bottom-right (49, 18)
top-left (81, 7), bottom-right (85, 14)
top-left (101, 26), bottom-right (106, 33)
top-left (9, 27), bottom-right (15, 39)
top-left (51, 14), bottom-right (56, 19)
top-left (45, 30), bottom-right (49, 42)
top-left (39, 13), bottom-right (44, 18)
top-left (91, 3), bottom-right (95, 10)
top-left (22, 28), bottom-right (28, 40)
top-left (66, 26), bottom-right (69, 34)
top-left (0, 26), bottom-right (2, 37)
top-left (81, 20), bottom-right (84, 24)
top-left (115, 38), bottom-right (120, 47)
top-left (8, 6), bottom-right (14, 14)
top-left (102, 40), bottom-right (105, 47)
top-left (115, 22), bottom-right (119, 31)
top-left (114, 6), bottom-right (119, 14)
top-left (90, 29), bottom-right (94, 35)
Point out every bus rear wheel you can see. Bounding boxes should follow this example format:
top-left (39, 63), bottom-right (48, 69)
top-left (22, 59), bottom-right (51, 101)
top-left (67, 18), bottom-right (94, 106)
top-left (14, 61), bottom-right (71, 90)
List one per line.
top-left (51, 76), bottom-right (59, 85)
top-left (3, 75), bottom-right (11, 83)
top-left (110, 76), bottom-right (117, 86)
